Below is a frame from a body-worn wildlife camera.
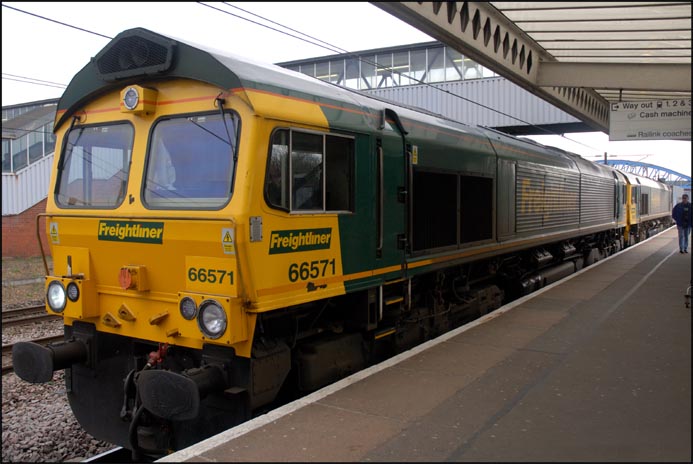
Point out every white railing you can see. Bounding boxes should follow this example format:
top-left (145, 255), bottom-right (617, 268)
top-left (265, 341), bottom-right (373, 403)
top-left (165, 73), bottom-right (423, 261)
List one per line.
top-left (2, 154), bottom-right (53, 216)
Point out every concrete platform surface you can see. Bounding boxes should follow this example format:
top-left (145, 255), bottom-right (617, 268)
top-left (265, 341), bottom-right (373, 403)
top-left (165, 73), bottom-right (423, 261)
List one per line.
top-left (160, 228), bottom-right (691, 462)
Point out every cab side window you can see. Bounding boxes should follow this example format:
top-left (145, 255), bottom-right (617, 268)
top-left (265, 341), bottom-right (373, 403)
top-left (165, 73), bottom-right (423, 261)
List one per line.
top-left (265, 129), bottom-right (353, 213)
top-left (292, 132), bottom-right (323, 210)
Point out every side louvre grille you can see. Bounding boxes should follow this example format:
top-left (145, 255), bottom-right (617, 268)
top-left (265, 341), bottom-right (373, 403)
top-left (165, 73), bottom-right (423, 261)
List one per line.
top-left (516, 165), bottom-right (580, 233)
top-left (580, 174), bottom-right (614, 225)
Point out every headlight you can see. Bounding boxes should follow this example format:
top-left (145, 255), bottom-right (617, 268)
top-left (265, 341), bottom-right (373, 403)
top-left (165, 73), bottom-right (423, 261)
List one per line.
top-left (66, 282), bottom-right (80, 302)
top-left (197, 300), bottom-right (227, 339)
top-left (179, 297), bottom-right (197, 320)
top-left (46, 281), bottom-right (67, 313)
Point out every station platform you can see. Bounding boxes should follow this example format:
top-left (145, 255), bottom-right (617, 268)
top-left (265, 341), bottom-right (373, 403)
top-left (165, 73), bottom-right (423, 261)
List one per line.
top-left (159, 227), bottom-right (691, 462)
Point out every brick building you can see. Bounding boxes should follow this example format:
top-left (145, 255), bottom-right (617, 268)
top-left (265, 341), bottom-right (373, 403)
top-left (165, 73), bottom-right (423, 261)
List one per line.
top-left (2, 99), bottom-right (57, 257)
top-left (2, 198), bottom-right (50, 257)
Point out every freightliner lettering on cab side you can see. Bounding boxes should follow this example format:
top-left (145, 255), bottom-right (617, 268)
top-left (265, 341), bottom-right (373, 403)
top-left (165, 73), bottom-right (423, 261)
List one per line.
top-left (269, 228), bottom-right (331, 254)
top-left (98, 220), bottom-right (164, 244)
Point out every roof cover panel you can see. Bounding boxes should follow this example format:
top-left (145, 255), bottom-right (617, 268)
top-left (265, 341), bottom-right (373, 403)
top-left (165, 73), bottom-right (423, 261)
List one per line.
top-left (490, 1), bottom-right (691, 103)
top-left (491, 2), bottom-right (674, 10)
top-left (541, 40), bottom-right (690, 49)
top-left (517, 17), bottom-right (692, 32)
top-left (494, 2), bottom-right (690, 20)
top-left (531, 31), bottom-right (691, 41)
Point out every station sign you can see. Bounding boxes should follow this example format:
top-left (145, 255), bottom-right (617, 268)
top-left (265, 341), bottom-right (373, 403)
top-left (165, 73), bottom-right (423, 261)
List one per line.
top-left (609, 99), bottom-right (691, 141)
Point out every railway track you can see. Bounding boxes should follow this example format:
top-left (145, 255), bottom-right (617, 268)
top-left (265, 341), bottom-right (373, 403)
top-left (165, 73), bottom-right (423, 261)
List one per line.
top-left (2, 334), bottom-right (65, 375)
top-left (2, 304), bottom-right (59, 327)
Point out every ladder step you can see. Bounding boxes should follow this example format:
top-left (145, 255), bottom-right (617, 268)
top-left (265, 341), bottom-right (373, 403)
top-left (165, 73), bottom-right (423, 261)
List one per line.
top-left (384, 296), bottom-right (404, 306)
top-left (374, 328), bottom-right (396, 340)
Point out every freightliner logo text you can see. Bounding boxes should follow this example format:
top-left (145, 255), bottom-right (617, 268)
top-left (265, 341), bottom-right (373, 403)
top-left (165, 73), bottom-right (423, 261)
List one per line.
top-left (269, 228), bottom-right (331, 254)
top-left (98, 220), bottom-right (164, 244)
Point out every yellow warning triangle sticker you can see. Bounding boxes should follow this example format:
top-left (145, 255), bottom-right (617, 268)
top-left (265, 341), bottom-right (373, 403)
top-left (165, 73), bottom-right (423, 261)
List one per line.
top-left (49, 223), bottom-right (59, 243)
top-left (221, 228), bottom-right (235, 255)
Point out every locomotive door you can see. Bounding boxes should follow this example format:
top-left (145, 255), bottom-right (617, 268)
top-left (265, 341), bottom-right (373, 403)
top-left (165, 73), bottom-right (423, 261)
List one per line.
top-left (376, 109), bottom-right (408, 273)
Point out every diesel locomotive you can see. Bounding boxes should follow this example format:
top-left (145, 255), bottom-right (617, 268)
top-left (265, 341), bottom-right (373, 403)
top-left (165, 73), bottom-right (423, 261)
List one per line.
top-left (13, 28), bottom-right (673, 457)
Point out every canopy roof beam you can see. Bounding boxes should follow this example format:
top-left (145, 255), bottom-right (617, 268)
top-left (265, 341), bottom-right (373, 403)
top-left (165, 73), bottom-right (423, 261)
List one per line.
top-left (538, 62), bottom-right (691, 92)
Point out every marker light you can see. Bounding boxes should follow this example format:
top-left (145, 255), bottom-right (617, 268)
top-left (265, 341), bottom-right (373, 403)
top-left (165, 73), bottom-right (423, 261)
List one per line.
top-left (123, 87), bottom-right (139, 110)
top-left (66, 282), bottom-right (80, 302)
top-left (47, 281), bottom-right (67, 313)
top-left (179, 297), bottom-right (197, 320)
top-left (197, 300), bottom-right (227, 339)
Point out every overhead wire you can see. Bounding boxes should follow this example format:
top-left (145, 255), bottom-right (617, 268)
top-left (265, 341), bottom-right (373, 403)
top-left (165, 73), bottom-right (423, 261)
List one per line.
top-left (199, 2), bottom-right (345, 55)
top-left (2, 73), bottom-right (67, 89)
top-left (1, 3), bottom-right (112, 39)
top-left (219, 2), bottom-right (348, 55)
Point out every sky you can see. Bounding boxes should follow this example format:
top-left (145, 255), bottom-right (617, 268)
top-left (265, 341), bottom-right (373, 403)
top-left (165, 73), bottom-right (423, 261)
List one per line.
top-left (2, 1), bottom-right (690, 177)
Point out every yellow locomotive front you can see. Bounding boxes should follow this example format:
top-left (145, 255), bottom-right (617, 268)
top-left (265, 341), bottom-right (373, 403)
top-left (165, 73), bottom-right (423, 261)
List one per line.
top-left (43, 80), bottom-right (252, 355)
top-left (11, 29), bottom-right (297, 456)
top-left (22, 81), bottom-right (260, 452)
